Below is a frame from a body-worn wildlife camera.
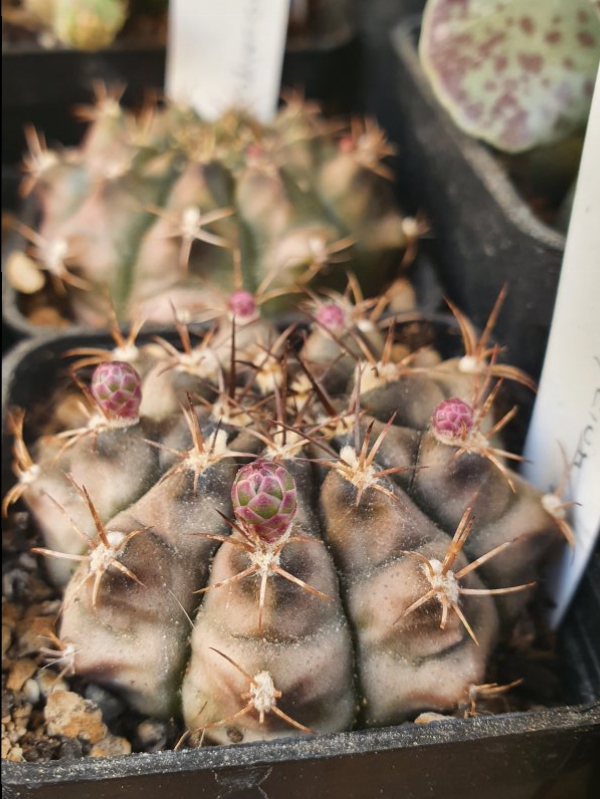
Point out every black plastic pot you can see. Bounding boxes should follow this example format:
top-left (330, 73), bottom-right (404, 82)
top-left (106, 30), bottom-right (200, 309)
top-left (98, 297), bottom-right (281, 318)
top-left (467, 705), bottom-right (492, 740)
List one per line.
top-left (1, 329), bottom-right (599, 799)
top-left (388, 17), bottom-right (566, 381)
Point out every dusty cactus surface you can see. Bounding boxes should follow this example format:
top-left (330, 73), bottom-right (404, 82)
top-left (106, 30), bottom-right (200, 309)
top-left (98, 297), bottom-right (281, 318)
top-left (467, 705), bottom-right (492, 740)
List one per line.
top-left (6, 90), bottom-right (422, 330)
top-left (2, 287), bottom-right (571, 757)
top-left (420, 0), bottom-right (600, 152)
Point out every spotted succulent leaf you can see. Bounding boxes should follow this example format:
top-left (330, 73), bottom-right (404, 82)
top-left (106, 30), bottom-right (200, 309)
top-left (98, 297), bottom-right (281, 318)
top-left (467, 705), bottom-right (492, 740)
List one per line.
top-left (420, 0), bottom-right (600, 152)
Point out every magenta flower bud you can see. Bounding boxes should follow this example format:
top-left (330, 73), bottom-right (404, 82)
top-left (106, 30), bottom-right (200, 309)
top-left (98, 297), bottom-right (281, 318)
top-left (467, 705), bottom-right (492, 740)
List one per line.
top-left (339, 135), bottom-right (354, 153)
top-left (232, 460), bottom-right (297, 543)
top-left (91, 361), bottom-right (142, 420)
top-left (431, 398), bottom-right (474, 442)
top-left (228, 290), bottom-right (257, 320)
top-left (316, 303), bottom-right (346, 333)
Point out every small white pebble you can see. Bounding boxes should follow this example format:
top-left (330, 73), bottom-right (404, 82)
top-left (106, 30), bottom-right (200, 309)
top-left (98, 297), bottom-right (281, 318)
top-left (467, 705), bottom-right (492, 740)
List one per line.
top-left (23, 678), bottom-right (41, 705)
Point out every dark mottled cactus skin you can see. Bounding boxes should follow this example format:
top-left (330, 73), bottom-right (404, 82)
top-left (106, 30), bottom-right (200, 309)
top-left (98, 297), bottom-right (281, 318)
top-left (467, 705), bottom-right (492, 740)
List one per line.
top-left (4, 291), bottom-right (569, 747)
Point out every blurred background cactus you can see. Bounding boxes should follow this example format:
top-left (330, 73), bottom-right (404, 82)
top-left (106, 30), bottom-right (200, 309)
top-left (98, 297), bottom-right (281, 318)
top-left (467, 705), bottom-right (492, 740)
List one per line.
top-left (2, 0), bottom-right (167, 50)
top-left (6, 91), bottom-right (421, 329)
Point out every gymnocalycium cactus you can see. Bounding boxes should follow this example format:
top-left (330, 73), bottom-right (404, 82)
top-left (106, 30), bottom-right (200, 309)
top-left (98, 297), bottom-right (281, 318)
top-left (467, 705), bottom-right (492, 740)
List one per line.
top-left (8, 90), bottom-right (421, 329)
top-left (420, 0), bottom-right (600, 152)
top-left (3, 287), bottom-right (572, 747)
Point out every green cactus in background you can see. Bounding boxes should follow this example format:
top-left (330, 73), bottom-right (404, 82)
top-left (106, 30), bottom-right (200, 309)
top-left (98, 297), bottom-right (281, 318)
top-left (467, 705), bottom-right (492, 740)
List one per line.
top-left (52, 0), bottom-right (128, 50)
top-left (9, 91), bottom-right (421, 329)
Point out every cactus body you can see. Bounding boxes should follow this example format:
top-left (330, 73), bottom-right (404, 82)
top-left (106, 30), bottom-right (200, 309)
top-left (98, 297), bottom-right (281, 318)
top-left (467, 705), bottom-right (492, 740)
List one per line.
top-left (14, 97), bottom-right (415, 329)
top-left (3, 295), bottom-right (569, 749)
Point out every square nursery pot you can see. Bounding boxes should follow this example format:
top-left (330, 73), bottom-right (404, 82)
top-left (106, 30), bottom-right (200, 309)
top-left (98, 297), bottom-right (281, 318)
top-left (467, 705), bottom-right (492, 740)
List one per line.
top-left (1, 327), bottom-right (599, 799)
top-left (389, 16), bottom-right (567, 382)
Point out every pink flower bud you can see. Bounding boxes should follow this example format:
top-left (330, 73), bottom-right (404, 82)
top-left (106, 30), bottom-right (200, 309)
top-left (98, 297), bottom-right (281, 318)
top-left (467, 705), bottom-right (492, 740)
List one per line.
top-left (91, 361), bottom-right (142, 420)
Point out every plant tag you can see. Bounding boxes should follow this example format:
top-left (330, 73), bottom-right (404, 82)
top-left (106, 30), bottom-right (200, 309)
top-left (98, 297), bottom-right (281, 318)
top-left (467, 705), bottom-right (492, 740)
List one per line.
top-left (166, 0), bottom-right (289, 123)
top-left (522, 69), bottom-right (600, 629)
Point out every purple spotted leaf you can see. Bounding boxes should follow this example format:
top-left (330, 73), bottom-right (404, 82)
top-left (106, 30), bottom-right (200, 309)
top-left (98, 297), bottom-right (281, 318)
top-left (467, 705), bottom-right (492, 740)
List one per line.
top-left (420, 0), bottom-right (600, 152)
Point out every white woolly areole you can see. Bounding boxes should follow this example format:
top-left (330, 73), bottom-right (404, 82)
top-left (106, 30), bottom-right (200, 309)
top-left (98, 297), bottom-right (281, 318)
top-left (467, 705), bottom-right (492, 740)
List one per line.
top-left (42, 239), bottom-right (69, 275)
top-left (458, 355), bottom-right (485, 375)
top-left (88, 412), bottom-right (140, 431)
top-left (177, 347), bottom-right (219, 378)
top-left (249, 671), bottom-right (279, 715)
top-left (180, 206), bottom-right (202, 237)
top-left (20, 463), bottom-right (41, 486)
top-left (183, 428), bottom-right (230, 472)
top-left (42, 641), bottom-right (78, 675)
top-left (307, 235), bottom-right (328, 263)
top-left (338, 445), bottom-right (378, 490)
top-left (401, 216), bottom-right (420, 239)
top-left (102, 156), bottom-right (129, 181)
top-left (266, 430), bottom-right (305, 461)
top-left (249, 540), bottom-right (287, 569)
top-left (255, 359), bottom-right (284, 395)
top-left (112, 343), bottom-right (140, 363)
top-left (542, 493), bottom-right (567, 520)
top-left (101, 98), bottom-right (122, 119)
top-left (432, 426), bottom-right (485, 453)
top-left (424, 558), bottom-right (460, 604)
top-left (89, 531), bottom-right (127, 573)
top-left (317, 414), bottom-right (352, 441)
top-left (34, 149), bottom-right (60, 175)
top-left (290, 373), bottom-right (312, 398)
top-left (357, 318), bottom-right (376, 334)
top-left (211, 398), bottom-right (253, 428)
top-left (360, 361), bottom-right (399, 394)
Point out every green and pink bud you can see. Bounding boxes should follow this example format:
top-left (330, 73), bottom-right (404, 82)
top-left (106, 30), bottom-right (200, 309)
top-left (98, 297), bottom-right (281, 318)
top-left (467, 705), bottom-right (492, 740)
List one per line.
top-left (232, 460), bottom-right (297, 543)
top-left (431, 398), bottom-right (474, 443)
top-left (91, 361), bottom-right (142, 421)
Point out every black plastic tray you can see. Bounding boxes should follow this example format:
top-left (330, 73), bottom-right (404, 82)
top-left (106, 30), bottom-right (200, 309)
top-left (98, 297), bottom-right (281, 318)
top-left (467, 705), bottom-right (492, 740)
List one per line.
top-left (2, 330), bottom-right (599, 799)
top-left (388, 17), bottom-right (566, 381)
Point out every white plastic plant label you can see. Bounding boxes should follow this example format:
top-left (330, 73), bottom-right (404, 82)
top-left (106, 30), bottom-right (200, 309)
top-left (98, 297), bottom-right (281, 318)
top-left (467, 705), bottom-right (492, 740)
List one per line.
top-left (166, 0), bottom-right (289, 123)
top-left (522, 67), bottom-right (600, 629)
